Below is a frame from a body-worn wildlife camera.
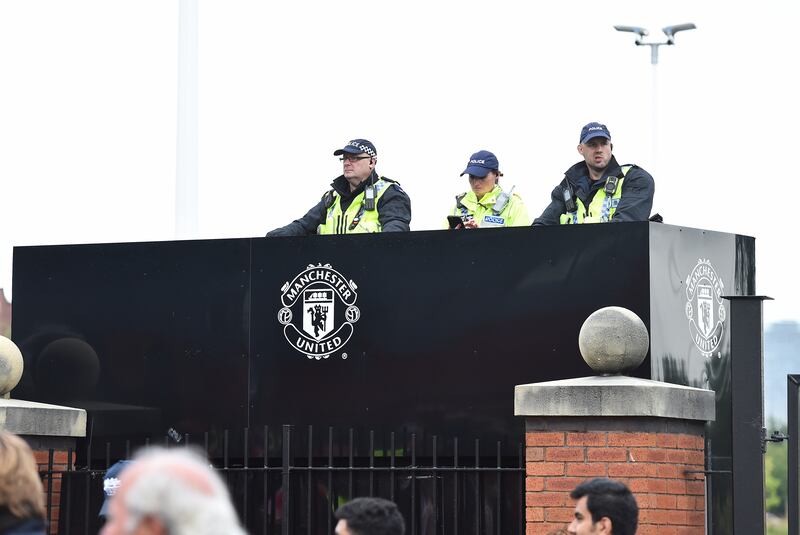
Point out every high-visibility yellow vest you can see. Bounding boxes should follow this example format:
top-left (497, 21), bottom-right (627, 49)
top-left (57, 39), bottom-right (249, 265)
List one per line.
top-left (451, 186), bottom-right (530, 228)
top-left (318, 178), bottom-right (395, 234)
top-left (560, 166), bottom-right (632, 224)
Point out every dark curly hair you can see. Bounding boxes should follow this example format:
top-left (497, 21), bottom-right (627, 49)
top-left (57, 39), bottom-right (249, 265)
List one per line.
top-left (334, 497), bottom-right (405, 535)
top-left (570, 478), bottom-right (638, 535)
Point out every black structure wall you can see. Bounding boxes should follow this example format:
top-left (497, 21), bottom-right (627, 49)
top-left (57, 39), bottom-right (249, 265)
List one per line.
top-left (12, 222), bottom-right (755, 529)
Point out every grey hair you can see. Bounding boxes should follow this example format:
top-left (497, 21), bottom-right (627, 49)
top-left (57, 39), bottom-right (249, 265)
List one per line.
top-left (122, 447), bottom-right (246, 535)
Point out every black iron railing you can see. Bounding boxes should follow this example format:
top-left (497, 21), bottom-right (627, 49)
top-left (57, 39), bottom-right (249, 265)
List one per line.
top-left (39, 425), bottom-right (525, 535)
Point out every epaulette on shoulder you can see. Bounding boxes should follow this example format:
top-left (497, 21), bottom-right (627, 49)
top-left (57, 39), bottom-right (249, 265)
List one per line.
top-left (380, 177), bottom-right (406, 194)
top-left (321, 189), bottom-right (336, 208)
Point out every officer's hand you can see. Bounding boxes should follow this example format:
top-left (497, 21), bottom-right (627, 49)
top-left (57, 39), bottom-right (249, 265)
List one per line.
top-left (462, 219), bottom-right (478, 229)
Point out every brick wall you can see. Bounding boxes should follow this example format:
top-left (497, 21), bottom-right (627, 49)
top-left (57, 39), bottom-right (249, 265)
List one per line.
top-left (525, 428), bottom-right (706, 535)
top-left (35, 448), bottom-right (75, 535)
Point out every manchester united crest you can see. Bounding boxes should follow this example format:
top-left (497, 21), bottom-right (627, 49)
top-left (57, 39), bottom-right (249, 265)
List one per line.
top-left (277, 263), bottom-right (360, 360)
top-left (684, 258), bottom-right (726, 358)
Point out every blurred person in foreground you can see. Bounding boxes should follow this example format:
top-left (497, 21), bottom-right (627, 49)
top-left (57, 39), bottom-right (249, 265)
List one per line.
top-left (0, 431), bottom-right (47, 535)
top-left (100, 447), bottom-right (245, 535)
top-left (334, 497), bottom-right (405, 535)
top-left (567, 478), bottom-right (638, 535)
top-left (98, 460), bottom-right (134, 520)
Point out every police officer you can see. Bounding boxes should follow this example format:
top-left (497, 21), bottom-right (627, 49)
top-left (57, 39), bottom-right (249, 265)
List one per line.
top-left (532, 123), bottom-right (654, 225)
top-left (266, 139), bottom-right (411, 236)
top-left (449, 150), bottom-right (529, 229)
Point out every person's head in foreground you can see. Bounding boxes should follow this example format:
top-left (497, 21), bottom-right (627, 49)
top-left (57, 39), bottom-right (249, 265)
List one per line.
top-left (334, 497), bottom-right (405, 535)
top-left (0, 431), bottom-right (47, 532)
top-left (568, 478), bottom-right (638, 535)
top-left (100, 446), bottom-right (245, 535)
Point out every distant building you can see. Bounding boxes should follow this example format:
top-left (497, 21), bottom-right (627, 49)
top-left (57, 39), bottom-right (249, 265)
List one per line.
top-left (0, 288), bottom-right (10, 338)
top-left (765, 320), bottom-right (800, 424)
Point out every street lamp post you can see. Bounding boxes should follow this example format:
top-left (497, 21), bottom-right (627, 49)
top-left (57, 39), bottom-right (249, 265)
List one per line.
top-left (176, 0), bottom-right (199, 240)
top-left (614, 23), bottom-right (696, 173)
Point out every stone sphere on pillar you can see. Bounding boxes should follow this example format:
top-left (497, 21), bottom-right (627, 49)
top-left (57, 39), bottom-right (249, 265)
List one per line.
top-left (578, 306), bottom-right (650, 374)
top-left (0, 335), bottom-right (24, 395)
top-left (36, 337), bottom-right (100, 402)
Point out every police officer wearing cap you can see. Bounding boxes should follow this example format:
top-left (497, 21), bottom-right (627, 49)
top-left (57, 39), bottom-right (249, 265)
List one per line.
top-left (99, 460), bottom-right (133, 520)
top-left (267, 139), bottom-right (411, 236)
top-left (532, 123), bottom-right (654, 225)
top-left (449, 150), bottom-right (529, 229)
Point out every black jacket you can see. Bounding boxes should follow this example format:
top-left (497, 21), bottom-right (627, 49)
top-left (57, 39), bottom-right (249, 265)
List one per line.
top-left (0, 511), bottom-right (46, 535)
top-left (266, 172), bottom-right (411, 236)
top-left (532, 156), bottom-right (654, 226)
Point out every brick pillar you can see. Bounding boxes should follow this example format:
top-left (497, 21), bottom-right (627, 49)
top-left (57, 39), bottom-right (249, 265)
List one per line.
top-left (33, 447), bottom-right (78, 534)
top-left (0, 400), bottom-right (86, 535)
top-left (515, 376), bottom-right (715, 535)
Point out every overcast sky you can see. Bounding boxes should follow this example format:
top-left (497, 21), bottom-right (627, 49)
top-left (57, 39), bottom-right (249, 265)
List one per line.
top-left (1, 0), bottom-right (798, 326)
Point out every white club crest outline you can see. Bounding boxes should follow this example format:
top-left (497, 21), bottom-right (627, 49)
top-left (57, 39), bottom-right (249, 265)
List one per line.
top-left (684, 258), bottom-right (725, 358)
top-left (278, 263), bottom-right (360, 360)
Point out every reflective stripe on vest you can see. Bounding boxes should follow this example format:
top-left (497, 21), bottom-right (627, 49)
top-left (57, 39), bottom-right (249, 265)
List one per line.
top-left (559, 166), bottom-right (632, 225)
top-left (318, 179), bottom-right (394, 235)
top-left (454, 186), bottom-right (523, 227)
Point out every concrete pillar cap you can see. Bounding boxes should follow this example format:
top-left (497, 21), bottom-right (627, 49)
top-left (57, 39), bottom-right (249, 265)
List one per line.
top-left (0, 399), bottom-right (86, 437)
top-left (515, 375), bottom-right (715, 422)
